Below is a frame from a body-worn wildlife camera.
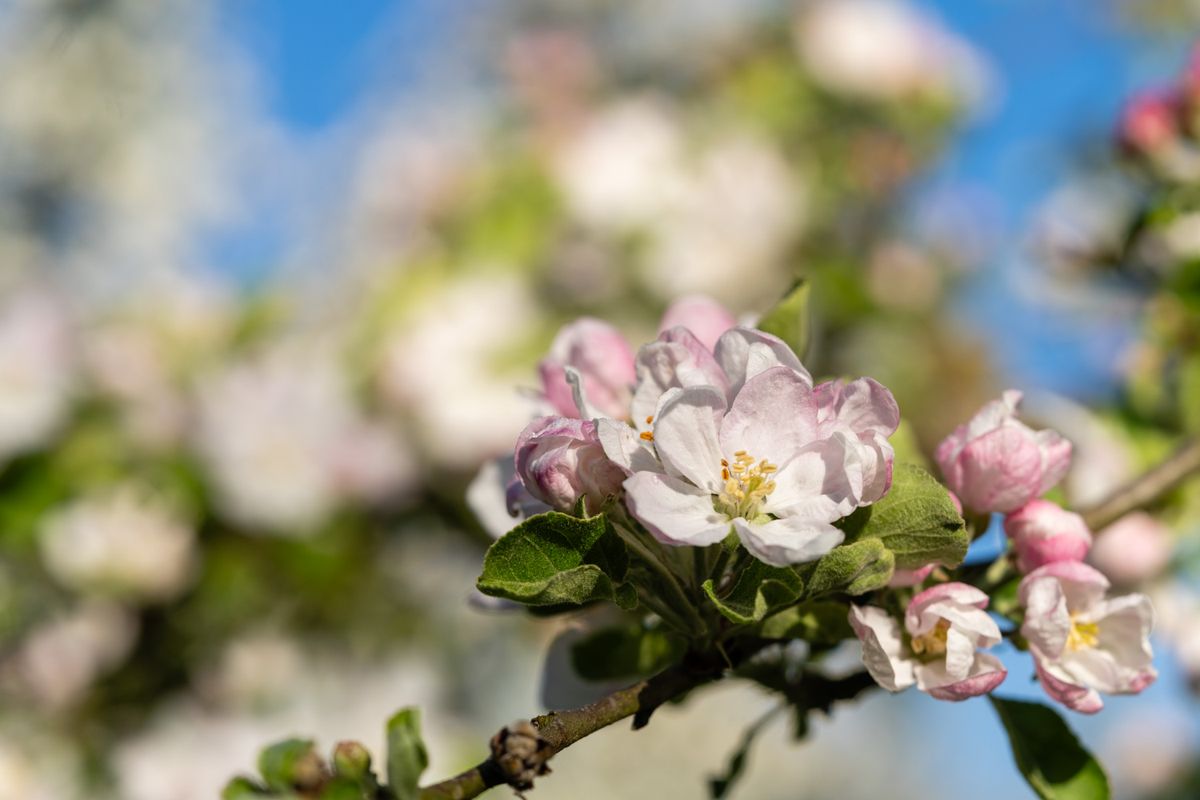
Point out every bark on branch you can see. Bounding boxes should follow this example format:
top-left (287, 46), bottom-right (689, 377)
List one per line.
top-left (1080, 436), bottom-right (1200, 531)
top-left (416, 647), bottom-right (745, 799)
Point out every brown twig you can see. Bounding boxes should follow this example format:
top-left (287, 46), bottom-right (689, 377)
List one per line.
top-left (1079, 436), bottom-right (1200, 531)
top-left (416, 646), bottom-right (751, 799)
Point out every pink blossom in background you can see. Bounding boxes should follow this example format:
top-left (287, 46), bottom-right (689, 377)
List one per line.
top-left (935, 390), bottom-right (1072, 514)
top-left (1020, 561), bottom-right (1156, 714)
top-left (657, 295), bottom-right (737, 352)
top-left (1090, 512), bottom-right (1174, 585)
top-left (538, 318), bottom-right (636, 420)
top-left (1004, 499), bottom-right (1092, 574)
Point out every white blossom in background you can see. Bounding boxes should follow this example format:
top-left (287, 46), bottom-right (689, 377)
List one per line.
top-left (380, 275), bottom-right (544, 471)
top-left (795, 0), bottom-right (988, 105)
top-left (645, 136), bottom-right (804, 307)
top-left (197, 631), bottom-right (305, 711)
top-left (197, 340), bottom-right (415, 534)
top-left (39, 487), bottom-right (197, 602)
top-left (0, 288), bottom-right (75, 463)
top-left (5, 601), bottom-right (137, 712)
top-left (553, 97), bottom-right (689, 232)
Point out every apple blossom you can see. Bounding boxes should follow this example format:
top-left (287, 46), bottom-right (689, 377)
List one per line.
top-left (1003, 499), bottom-right (1093, 574)
top-left (513, 416), bottom-right (626, 514)
top-left (1019, 561), bottom-right (1156, 714)
top-left (657, 295), bottom-right (738, 353)
top-left (814, 377), bottom-right (900, 505)
top-left (621, 366), bottom-right (893, 566)
top-left (849, 583), bottom-right (1006, 700)
top-left (935, 390), bottom-right (1072, 514)
top-left (1090, 512), bottom-right (1173, 585)
top-left (538, 318), bottom-right (636, 420)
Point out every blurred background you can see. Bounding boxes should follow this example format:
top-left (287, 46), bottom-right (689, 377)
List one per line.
top-left (1, 0), bottom-right (1199, 797)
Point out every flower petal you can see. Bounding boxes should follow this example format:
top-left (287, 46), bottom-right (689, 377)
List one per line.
top-left (597, 418), bottom-right (663, 474)
top-left (719, 367), bottom-right (818, 468)
top-left (658, 295), bottom-right (736, 352)
top-left (651, 385), bottom-right (725, 492)
top-left (623, 471), bottom-right (730, 547)
top-left (714, 327), bottom-right (811, 397)
top-left (849, 605), bottom-right (916, 692)
top-left (918, 652), bottom-right (1007, 701)
top-left (732, 514), bottom-right (843, 566)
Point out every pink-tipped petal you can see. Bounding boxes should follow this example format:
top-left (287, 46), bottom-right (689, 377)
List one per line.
top-left (658, 295), bottom-right (737, 352)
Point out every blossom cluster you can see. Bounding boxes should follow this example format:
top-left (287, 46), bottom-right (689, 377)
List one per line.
top-left (501, 295), bottom-right (900, 567)
top-left (851, 391), bottom-right (1156, 712)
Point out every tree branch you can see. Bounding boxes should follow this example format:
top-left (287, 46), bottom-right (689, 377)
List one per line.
top-left (1079, 436), bottom-right (1200, 531)
top-left (416, 645), bottom-right (755, 799)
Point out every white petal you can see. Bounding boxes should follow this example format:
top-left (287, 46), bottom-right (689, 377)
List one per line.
top-left (714, 327), bottom-right (812, 397)
top-left (624, 472), bottom-right (730, 547)
top-left (1020, 576), bottom-right (1071, 658)
top-left (732, 515), bottom-right (843, 567)
top-left (719, 367), bottom-right (819, 469)
top-left (652, 385), bottom-right (725, 492)
top-left (848, 605), bottom-right (916, 692)
top-left (597, 418), bottom-right (663, 474)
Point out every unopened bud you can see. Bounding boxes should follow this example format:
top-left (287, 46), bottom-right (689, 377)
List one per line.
top-left (490, 720), bottom-right (553, 793)
top-left (332, 740), bottom-right (372, 780)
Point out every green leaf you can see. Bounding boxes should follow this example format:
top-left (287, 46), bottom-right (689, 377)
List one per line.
top-left (701, 560), bottom-right (803, 624)
top-left (221, 777), bottom-right (268, 799)
top-left (257, 739), bottom-right (319, 792)
top-left (803, 538), bottom-right (894, 597)
top-left (319, 778), bottom-right (368, 800)
top-left (387, 708), bottom-right (429, 800)
top-left (759, 600), bottom-right (854, 644)
top-left (570, 622), bottom-right (687, 681)
top-left (756, 280), bottom-right (811, 359)
top-left (990, 697), bottom-right (1110, 800)
top-left (476, 512), bottom-right (635, 608)
top-left (836, 464), bottom-right (968, 570)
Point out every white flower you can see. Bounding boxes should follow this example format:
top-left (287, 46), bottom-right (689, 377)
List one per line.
top-left (1020, 561), bottom-right (1156, 713)
top-left (621, 365), bottom-right (888, 566)
top-left (553, 97), bottom-right (688, 232)
top-left (850, 583), bottom-right (1006, 700)
top-left (39, 487), bottom-right (196, 602)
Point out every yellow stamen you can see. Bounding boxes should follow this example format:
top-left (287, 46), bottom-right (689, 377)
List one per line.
top-left (1067, 616), bottom-right (1100, 651)
top-left (715, 451), bottom-right (779, 519)
top-left (645, 415), bottom-right (654, 424)
top-left (910, 619), bottom-right (951, 658)
top-left (639, 431), bottom-right (654, 441)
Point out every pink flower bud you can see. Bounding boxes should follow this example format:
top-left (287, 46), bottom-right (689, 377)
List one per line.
top-left (1118, 90), bottom-right (1179, 156)
top-left (657, 295), bottom-right (737, 353)
top-left (1090, 512), bottom-right (1173, 586)
top-left (513, 416), bottom-right (626, 513)
top-left (888, 563), bottom-right (934, 588)
top-left (1004, 499), bottom-right (1092, 574)
top-left (538, 318), bottom-right (636, 419)
top-left (935, 390), bottom-right (1071, 514)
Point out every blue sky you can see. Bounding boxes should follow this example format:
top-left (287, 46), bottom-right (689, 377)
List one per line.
top-left (208, 0), bottom-right (1191, 399)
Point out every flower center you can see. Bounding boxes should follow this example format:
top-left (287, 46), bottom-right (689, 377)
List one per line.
top-left (910, 619), bottom-right (950, 658)
top-left (1066, 614), bottom-right (1100, 651)
top-left (716, 450), bottom-right (777, 519)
